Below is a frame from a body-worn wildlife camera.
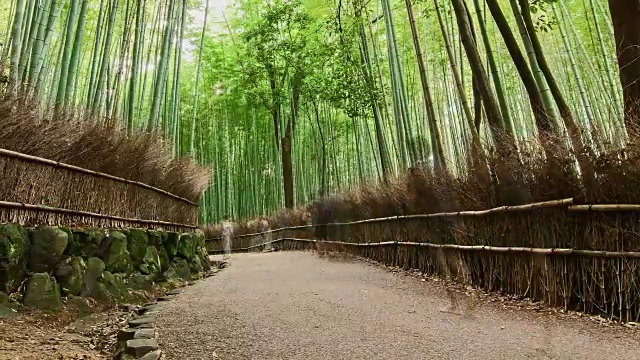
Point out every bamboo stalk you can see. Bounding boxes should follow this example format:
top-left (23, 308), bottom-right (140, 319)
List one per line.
top-left (0, 200), bottom-right (196, 229)
top-left (0, 148), bottom-right (197, 206)
top-left (569, 205), bottom-right (640, 211)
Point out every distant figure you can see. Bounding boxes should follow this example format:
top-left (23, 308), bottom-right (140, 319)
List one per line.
top-left (221, 215), bottom-right (234, 260)
top-left (260, 217), bottom-right (273, 252)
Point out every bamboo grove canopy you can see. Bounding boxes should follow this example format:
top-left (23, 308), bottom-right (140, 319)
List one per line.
top-left (0, 0), bottom-right (639, 222)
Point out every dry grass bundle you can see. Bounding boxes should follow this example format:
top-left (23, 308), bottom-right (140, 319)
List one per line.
top-left (0, 91), bottom-right (210, 229)
top-left (0, 92), bottom-right (210, 201)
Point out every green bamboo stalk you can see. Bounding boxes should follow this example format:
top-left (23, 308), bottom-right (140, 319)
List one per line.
top-left (405, 0), bottom-right (446, 170)
top-left (85, 0), bottom-right (106, 105)
top-left (147, 0), bottom-right (176, 130)
top-left (190, 0), bottom-right (209, 154)
top-left (55, 0), bottom-right (80, 112)
top-left (127, 0), bottom-right (144, 131)
top-left (64, 0), bottom-right (88, 107)
top-left (92, 0), bottom-right (119, 115)
top-left (18, 0), bottom-right (40, 83)
top-left (9, 0), bottom-right (26, 86)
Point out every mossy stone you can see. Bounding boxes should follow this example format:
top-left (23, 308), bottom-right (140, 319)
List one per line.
top-left (127, 229), bottom-right (149, 266)
top-left (102, 271), bottom-right (127, 300)
top-left (69, 228), bottom-right (105, 258)
top-left (102, 231), bottom-right (133, 274)
top-left (147, 230), bottom-right (167, 247)
top-left (162, 264), bottom-right (179, 281)
top-left (158, 246), bottom-right (170, 272)
top-left (127, 273), bottom-right (153, 291)
top-left (23, 273), bottom-right (62, 311)
top-left (81, 257), bottom-right (105, 300)
top-left (55, 256), bottom-right (86, 296)
top-left (190, 256), bottom-right (204, 275)
top-left (163, 232), bottom-right (180, 259)
top-left (28, 227), bottom-right (68, 273)
top-left (0, 223), bottom-right (29, 293)
top-left (197, 247), bottom-right (211, 272)
top-left (142, 246), bottom-right (161, 277)
top-left (174, 259), bottom-right (192, 281)
top-left (177, 233), bottom-right (196, 260)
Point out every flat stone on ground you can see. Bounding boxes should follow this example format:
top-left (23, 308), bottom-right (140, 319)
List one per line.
top-left (126, 338), bottom-right (158, 357)
top-left (167, 289), bottom-right (183, 295)
top-left (134, 328), bottom-right (156, 339)
top-left (139, 304), bottom-right (160, 315)
top-left (128, 316), bottom-right (155, 328)
top-left (139, 349), bottom-right (162, 360)
top-left (117, 328), bottom-right (137, 342)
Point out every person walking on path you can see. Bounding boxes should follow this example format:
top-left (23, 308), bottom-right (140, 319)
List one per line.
top-left (260, 217), bottom-right (273, 252)
top-left (221, 215), bottom-right (234, 260)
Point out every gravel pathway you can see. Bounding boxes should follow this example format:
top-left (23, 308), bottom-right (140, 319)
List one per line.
top-left (157, 252), bottom-right (640, 360)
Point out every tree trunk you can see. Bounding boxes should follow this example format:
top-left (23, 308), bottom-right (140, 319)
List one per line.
top-left (9, 0), bottom-right (26, 87)
top-left (405, 0), bottom-right (446, 171)
top-left (281, 120), bottom-right (295, 209)
top-left (484, 0), bottom-right (552, 133)
top-left (451, 0), bottom-right (506, 143)
top-left (609, 0), bottom-right (640, 129)
top-left (518, 0), bottom-right (577, 141)
top-left (282, 72), bottom-right (303, 209)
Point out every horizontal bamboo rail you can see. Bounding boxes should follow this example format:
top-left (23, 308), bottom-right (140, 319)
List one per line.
top-left (208, 238), bottom-right (316, 254)
top-left (206, 198), bottom-right (579, 242)
top-left (0, 148), bottom-right (197, 206)
top-left (569, 204), bottom-right (640, 211)
top-left (205, 198), bottom-right (640, 259)
top-left (0, 200), bottom-right (196, 229)
top-left (329, 198), bottom-right (575, 225)
top-left (211, 238), bottom-right (640, 259)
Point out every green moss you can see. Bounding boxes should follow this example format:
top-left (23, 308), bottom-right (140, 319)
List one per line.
top-left (126, 229), bottom-right (149, 266)
top-left (142, 246), bottom-right (161, 277)
top-left (164, 232), bottom-right (180, 259)
top-left (158, 246), bottom-right (170, 272)
top-left (23, 273), bottom-right (62, 311)
top-left (102, 231), bottom-right (133, 274)
top-left (147, 230), bottom-right (167, 247)
top-left (69, 228), bottom-right (105, 258)
top-left (102, 271), bottom-right (126, 300)
top-left (0, 224), bottom-right (29, 293)
top-left (28, 226), bottom-right (69, 273)
top-left (55, 256), bottom-right (86, 296)
top-left (177, 233), bottom-right (196, 260)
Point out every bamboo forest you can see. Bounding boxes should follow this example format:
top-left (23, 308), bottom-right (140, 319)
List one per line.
top-left (0, 0), bottom-right (638, 223)
top-left (4, 0), bottom-right (640, 358)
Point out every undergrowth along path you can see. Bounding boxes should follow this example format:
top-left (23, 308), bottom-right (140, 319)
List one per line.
top-left (156, 252), bottom-right (640, 360)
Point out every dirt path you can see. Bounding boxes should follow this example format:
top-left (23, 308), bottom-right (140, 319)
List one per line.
top-left (156, 252), bottom-right (640, 360)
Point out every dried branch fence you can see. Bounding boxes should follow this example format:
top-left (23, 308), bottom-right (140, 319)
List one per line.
top-left (0, 148), bottom-right (198, 231)
top-left (206, 198), bottom-right (640, 322)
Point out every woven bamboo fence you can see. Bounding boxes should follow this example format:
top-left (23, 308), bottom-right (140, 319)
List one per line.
top-left (0, 148), bottom-right (198, 231)
top-left (206, 198), bottom-right (640, 322)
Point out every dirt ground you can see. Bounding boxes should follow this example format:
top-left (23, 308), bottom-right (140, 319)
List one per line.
top-left (0, 299), bottom-right (129, 360)
top-left (0, 283), bottom-right (176, 360)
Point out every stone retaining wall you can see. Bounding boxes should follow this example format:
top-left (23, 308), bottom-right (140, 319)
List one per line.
top-left (0, 223), bottom-right (210, 311)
